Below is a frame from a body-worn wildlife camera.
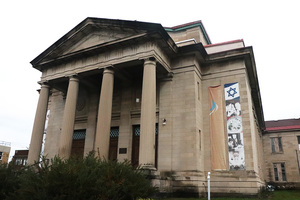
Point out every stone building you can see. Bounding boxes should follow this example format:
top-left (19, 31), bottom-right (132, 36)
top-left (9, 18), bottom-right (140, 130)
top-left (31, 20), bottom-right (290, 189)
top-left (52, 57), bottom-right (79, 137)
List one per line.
top-left (12, 150), bottom-right (29, 167)
top-left (28, 17), bottom-right (265, 196)
top-left (263, 119), bottom-right (300, 188)
top-left (0, 141), bottom-right (11, 164)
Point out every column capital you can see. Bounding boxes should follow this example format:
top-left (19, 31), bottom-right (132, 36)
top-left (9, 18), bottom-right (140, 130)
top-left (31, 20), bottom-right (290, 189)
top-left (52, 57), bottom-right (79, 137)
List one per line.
top-left (38, 80), bottom-right (50, 87)
top-left (69, 75), bottom-right (79, 82)
top-left (37, 82), bottom-right (50, 94)
top-left (103, 67), bottom-right (114, 75)
top-left (144, 57), bottom-right (156, 66)
top-left (40, 83), bottom-right (50, 89)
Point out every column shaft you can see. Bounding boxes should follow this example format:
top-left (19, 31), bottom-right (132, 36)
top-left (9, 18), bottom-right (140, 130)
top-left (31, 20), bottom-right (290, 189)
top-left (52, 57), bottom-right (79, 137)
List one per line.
top-left (27, 84), bottom-right (50, 165)
top-left (94, 68), bottom-right (114, 159)
top-left (58, 77), bottom-right (79, 159)
top-left (139, 59), bottom-right (156, 166)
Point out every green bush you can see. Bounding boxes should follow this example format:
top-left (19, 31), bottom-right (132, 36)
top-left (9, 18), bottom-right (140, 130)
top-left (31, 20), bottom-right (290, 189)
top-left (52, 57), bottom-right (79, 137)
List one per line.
top-left (3, 154), bottom-right (156, 200)
top-left (0, 163), bottom-right (22, 199)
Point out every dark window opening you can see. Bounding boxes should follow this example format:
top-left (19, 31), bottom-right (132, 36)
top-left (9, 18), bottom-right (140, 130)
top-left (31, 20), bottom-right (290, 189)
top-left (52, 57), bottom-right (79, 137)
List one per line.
top-left (271, 137), bottom-right (283, 153)
top-left (109, 127), bottom-right (119, 161)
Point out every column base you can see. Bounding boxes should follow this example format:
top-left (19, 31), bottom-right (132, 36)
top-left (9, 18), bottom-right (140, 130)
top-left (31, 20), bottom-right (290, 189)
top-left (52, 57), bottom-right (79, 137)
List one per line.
top-left (139, 164), bottom-right (159, 180)
top-left (140, 164), bottom-right (156, 170)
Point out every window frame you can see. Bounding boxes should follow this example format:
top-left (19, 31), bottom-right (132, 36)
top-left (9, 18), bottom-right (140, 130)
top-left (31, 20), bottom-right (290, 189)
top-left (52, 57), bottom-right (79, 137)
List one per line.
top-left (270, 137), bottom-right (283, 153)
top-left (273, 162), bottom-right (287, 182)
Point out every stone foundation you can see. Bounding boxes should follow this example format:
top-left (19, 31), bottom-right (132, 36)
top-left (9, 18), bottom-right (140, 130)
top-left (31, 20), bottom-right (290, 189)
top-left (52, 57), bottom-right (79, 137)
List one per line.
top-left (149, 170), bottom-right (265, 198)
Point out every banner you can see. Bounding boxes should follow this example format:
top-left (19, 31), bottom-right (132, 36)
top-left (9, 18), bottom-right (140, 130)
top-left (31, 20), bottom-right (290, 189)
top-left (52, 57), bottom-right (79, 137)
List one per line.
top-left (224, 82), bottom-right (245, 170)
top-left (209, 86), bottom-right (227, 170)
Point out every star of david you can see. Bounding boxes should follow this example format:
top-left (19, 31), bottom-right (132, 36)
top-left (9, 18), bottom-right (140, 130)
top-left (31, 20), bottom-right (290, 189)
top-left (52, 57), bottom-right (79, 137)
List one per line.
top-left (227, 87), bottom-right (237, 98)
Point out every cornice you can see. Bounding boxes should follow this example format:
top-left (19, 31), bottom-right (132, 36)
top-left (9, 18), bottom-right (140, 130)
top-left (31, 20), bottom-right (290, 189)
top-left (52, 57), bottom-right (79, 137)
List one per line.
top-left (204, 47), bottom-right (265, 129)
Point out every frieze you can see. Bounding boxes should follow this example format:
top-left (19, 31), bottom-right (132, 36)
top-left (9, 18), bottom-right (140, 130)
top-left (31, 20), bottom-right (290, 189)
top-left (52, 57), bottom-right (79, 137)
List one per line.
top-left (41, 42), bottom-right (171, 81)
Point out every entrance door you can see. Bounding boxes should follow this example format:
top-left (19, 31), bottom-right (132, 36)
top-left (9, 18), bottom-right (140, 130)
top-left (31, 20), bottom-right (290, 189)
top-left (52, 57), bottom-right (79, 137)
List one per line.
top-left (109, 127), bottom-right (119, 161)
top-left (131, 125), bottom-right (140, 168)
top-left (71, 130), bottom-right (86, 158)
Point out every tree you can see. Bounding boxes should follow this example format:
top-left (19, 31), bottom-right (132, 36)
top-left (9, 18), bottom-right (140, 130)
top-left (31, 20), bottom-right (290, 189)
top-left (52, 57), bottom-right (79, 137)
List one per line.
top-left (0, 163), bottom-right (22, 199)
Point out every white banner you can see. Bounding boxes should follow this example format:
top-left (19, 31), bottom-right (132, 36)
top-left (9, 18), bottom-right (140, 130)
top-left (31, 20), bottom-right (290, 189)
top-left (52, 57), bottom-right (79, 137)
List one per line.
top-left (224, 82), bottom-right (245, 170)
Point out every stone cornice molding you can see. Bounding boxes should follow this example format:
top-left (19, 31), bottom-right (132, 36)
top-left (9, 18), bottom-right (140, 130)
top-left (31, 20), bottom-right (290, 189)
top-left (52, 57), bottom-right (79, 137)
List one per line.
top-left (205, 46), bottom-right (265, 129)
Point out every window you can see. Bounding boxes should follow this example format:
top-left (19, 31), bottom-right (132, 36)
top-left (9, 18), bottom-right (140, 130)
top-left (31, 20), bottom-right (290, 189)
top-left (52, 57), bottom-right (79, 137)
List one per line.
top-left (109, 127), bottom-right (119, 161)
top-left (273, 163), bottom-right (287, 181)
top-left (23, 158), bottom-right (27, 166)
top-left (271, 137), bottom-right (283, 153)
top-left (73, 130), bottom-right (86, 140)
top-left (197, 81), bottom-right (200, 101)
top-left (15, 158), bottom-right (23, 165)
top-left (297, 136), bottom-right (300, 150)
top-left (110, 127), bottom-right (119, 138)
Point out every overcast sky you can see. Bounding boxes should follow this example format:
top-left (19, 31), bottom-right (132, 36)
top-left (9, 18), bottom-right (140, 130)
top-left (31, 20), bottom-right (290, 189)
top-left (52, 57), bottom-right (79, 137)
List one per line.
top-left (1, 0), bottom-right (299, 159)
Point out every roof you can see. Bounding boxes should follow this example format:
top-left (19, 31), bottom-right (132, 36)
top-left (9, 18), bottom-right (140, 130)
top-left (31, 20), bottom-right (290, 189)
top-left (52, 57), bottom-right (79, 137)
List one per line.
top-left (204, 39), bottom-right (244, 48)
top-left (164, 20), bottom-right (211, 44)
top-left (265, 118), bottom-right (300, 132)
top-left (14, 150), bottom-right (29, 156)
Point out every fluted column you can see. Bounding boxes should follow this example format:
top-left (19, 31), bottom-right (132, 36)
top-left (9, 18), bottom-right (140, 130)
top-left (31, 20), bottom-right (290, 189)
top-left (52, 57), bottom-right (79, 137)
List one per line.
top-left (139, 58), bottom-right (156, 167)
top-left (94, 68), bottom-right (114, 159)
top-left (27, 83), bottom-right (50, 165)
top-left (58, 76), bottom-right (79, 159)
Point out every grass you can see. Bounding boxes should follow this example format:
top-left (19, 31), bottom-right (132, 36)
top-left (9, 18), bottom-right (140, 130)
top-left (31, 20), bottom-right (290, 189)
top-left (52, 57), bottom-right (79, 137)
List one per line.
top-left (153, 190), bottom-right (300, 200)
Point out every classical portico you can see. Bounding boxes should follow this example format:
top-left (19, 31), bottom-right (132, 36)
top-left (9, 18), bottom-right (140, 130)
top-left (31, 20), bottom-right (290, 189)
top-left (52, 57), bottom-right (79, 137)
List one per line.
top-left (28, 57), bottom-right (161, 164)
top-left (27, 18), bottom-right (168, 165)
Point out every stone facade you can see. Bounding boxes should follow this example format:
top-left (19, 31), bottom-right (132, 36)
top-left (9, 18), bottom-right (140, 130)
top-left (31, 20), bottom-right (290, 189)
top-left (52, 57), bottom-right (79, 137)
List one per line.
top-left (28, 18), bottom-right (265, 197)
top-left (0, 141), bottom-right (11, 164)
top-left (263, 119), bottom-right (300, 189)
top-left (12, 150), bottom-right (28, 166)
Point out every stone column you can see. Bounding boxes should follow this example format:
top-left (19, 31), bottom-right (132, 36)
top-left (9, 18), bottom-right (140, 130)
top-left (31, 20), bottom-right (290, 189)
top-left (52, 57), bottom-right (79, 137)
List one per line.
top-left (94, 68), bottom-right (114, 159)
top-left (139, 58), bottom-right (156, 167)
top-left (27, 83), bottom-right (50, 165)
top-left (58, 76), bottom-right (79, 159)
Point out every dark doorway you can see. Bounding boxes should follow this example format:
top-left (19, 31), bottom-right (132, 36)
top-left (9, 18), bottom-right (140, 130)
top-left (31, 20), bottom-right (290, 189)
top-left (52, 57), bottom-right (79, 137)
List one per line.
top-left (155, 124), bottom-right (158, 168)
top-left (109, 127), bottom-right (119, 161)
top-left (71, 130), bottom-right (86, 158)
top-left (131, 125), bottom-right (140, 168)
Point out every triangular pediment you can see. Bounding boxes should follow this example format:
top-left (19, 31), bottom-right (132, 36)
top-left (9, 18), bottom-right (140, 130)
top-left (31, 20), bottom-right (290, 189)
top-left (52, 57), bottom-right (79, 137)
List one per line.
top-left (63, 28), bottom-right (144, 55)
top-left (31, 18), bottom-right (165, 69)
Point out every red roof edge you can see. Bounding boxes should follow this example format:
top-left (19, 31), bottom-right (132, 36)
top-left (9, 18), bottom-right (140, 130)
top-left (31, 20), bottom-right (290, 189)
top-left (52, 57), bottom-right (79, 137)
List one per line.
top-left (265, 125), bottom-right (300, 131)
top-left (204, 39), bottom-right (244, 47)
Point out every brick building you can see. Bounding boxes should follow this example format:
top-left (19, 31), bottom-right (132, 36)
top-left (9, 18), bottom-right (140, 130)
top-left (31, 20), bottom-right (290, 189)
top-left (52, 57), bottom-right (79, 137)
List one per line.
top-left (0, 141), bottom-right (11, 165)
top-left (12, 150), bottom-right (29, 166)
top-left (263, 119), bottom-right (300, 188)
top-left (27, 18), bottom-right (265, 196)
